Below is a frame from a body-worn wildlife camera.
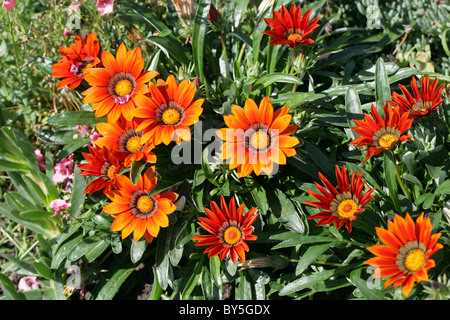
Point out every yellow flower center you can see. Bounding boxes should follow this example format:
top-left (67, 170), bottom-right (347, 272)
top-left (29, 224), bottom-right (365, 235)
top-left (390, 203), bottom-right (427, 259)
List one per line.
top-left (336, 199), bottom-right (358, 219)
top-left (136, 196), bottom-right (155, 214)
top-left (223, 226), bottom-right (242, 245)
top-left (126, 136), bottom-right (143, 154)
top-left (250, 130), bottom-right (270, 150)
top-left (378, 133), bottom-right (398, 149)
top-left (106, 164), bottom-right (117, 181)
top-left (404, 248), bottom-right (426, 272)
top-left (411, 100), bottom-right (432, 112)
top-left (287, 33), bottom-right (303, 42)
top-left (161, 108), bottom-right (182, 125)
top-left (114, 79), bottom-right (133, 97)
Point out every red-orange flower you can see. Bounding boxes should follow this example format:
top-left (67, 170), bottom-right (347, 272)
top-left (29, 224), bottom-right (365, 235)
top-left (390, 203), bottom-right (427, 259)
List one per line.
top-left (349, 104), bottom-right (413, 163)
top-left (263, 4), bottom-right (320, 49)
top-left (132, 75), bottom-right (204, 146)
top-left (304, 165), bottom-right (375, 233)
top-left (216, 97), bottom-right (299, 178)
top-left (192, 195), bottom-right (258, 263)
top-left (82, 43), bottom-right (158, 123)
top-left (103, 166), bottom-right (178, 243)
top-left (51, 33), bottom-right (101, 90)
top-left (77, 144), bottom-right (125, 194)
top-left (94, 118), bottom-right (156, 168)
top-left (387, 76), bottom-right (445, 119)
top-left (365, 212), bottom-right (443, 297)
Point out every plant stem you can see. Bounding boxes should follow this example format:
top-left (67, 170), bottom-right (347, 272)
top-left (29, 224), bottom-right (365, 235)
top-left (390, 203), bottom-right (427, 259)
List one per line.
top-left (289, 259), bottom-right (348, 267)
top-left (6, 10), bottom-right (23, 85)
top-left (392, 153), bottom-right (411, 200)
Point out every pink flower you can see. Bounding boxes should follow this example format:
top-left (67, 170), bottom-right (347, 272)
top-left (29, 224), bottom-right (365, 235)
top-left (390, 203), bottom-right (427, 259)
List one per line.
top-left (2, 0), bottom-right (15, 10)
top-left (63, 28), bottom-right (74, 37)
top-left (89, 131), bottom-right (103, 144)
top-left (68, 0), bottom-right (82, 15)
top-left (49, 199), bottom-right (71, 217)
top-left (52, 154), bottom-right (74, 184)
top-left (34, 149), bottom-right (47, 171)
top-left (76, 125), bottom-right (92, 136)
top-left (18, 276), bottom-right (40, 291)
top-left (96, 0), bottom-right (113, 15)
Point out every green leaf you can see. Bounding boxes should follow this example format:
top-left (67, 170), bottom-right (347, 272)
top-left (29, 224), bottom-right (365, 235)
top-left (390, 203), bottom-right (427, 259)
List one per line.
top-left (383, 152), bottom-right (401, 213)
top-left (95, 267), bottom-right (134, 300)
top-left (345, 87), bottom-right (363, 140)
top-left (50, 233), bottom-right (84, 269)
top-left (279, 269), bottom-right (335, 296)
top-left (350, 269), bottom-right (386, 300)
top-left (435, 180), bottom-right (450, 196)
top-left (301, 141), bottom-right (335, 179)
top-left (235, 270), bottom-right (253, 300)
top-left (46, 111), bottom-right (106, 126)
top-left (250, 73), bottom-right (303, 96)
top-left (271, 235), bottom-right (338, 250)
top-left (33, 262), bottom-right (53, 280)
top-left (192, 0), bottom-right (211, 86)
top-left (148, 267), bottom-right (163, 300)
top-left (209, 255), bottom-right (222, 288)
top-left (2, 254), bottom-right (39, 276)
top-left (130, 239), bottom-right (147, 264)
top-left (140, 36), bottom-right (190, 67)
top-left (0, 273), bottom-right (25, 300)
top-left (69, 166), bottom-right (86, 218)
top-left (182, 255), bottom-right (205, 300)
top-left (155, 227), bottom-right (171, 290)
top-left (267, 188), bottom-right (304, 234)
top-left (375, 57), bottom-right (391, 111)
top-left (295, 243), bottom-right (333, 276)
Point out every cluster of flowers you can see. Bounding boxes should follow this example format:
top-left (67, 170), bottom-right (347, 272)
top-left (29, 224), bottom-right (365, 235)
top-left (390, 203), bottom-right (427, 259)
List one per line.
top-left (48, 3), bottom-right (445, 297)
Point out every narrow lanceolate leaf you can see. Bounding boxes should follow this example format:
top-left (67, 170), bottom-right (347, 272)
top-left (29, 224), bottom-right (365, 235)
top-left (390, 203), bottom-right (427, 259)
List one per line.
top-left (345, 87), bottom-right (363, 124)
top-left (280, 269), bottom-right (335, 296)
top-left (250, 73), bottom-right (303, 96)
top-left (95, 267), bottom-right (134, 300)
top-left (375, 57), bottom-right (391, 111)
top-left (192, 0), bottom-right (211, 86)
top-left (295, 243), bottom-right (333, 276)
top-left (383, 152), bottom-right (401, 213)
top-left (46, 111), bottom-right (106, 126)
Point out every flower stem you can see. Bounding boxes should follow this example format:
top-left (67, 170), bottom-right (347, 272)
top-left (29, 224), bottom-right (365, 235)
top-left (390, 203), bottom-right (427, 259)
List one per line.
top-left (392, 153), bottom-right (411, 200)
top-left (6, 10), bottom-right (23, 85)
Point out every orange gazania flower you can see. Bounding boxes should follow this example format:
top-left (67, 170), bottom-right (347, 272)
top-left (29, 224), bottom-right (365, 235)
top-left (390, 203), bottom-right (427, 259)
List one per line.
top-left (216, 97), bottom-right (299, 178)
top-left (349, 104), bottom-right (413, 163)
top-left (103, 167), bottom-right (178, 243)
top-left (365, 212), bottom-right (443, 297)
top-left (77, 144), bottom-right (125, 194)
top-left (304, 165), bottom-right (375, 233)
top-left (51, 33), bottom-right (101, 90)
top-left (82, 43), bottom-right (158, 123)
top-left (387, 76), bottom-right (445, 119)
top-left (94, 118), bottom-right (156, 168)
top-left (132, 75), bottom-right (204, 146)
top-left (192, 195), bottom-right (258, 263)
top-left (262, 3), bottom-right (320, 49)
